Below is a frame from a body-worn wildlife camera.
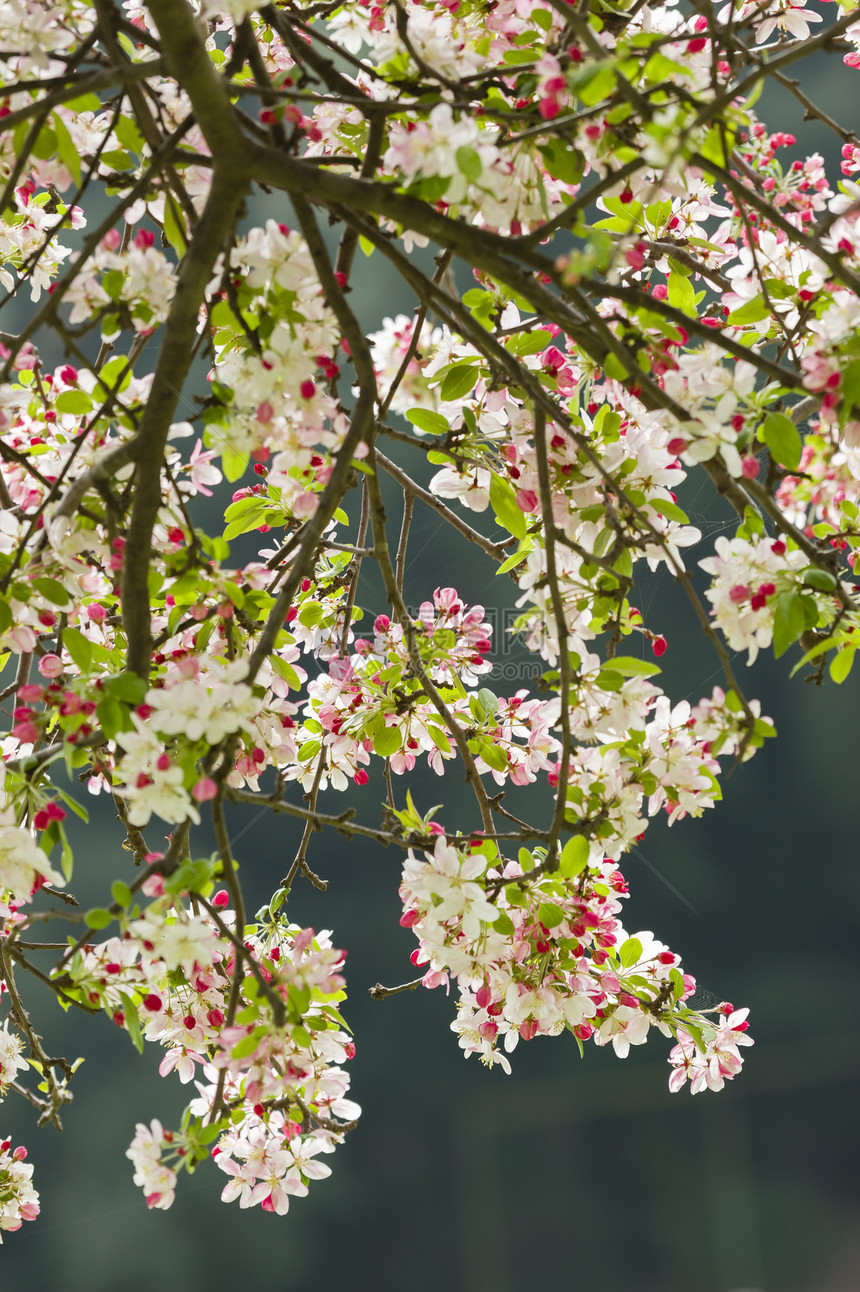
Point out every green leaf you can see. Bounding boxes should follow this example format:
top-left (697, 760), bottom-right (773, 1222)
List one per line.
top-left (476, 688), bottom-right (499, 717)
top-left (601, 656), bottom-right (661, 677)
top-left (168, 570), bottom-right (201, 605)
top-left (99, 149), bottom-right (133, 172)
top-left (456, 145), bottom-right (482, 182)
top-left (699, 123), bottom-right (734, 168)
top-left (298, 600), bottom-right (323, 628)
top-left (477, 738), bottom-right (507, 773)
top-left (114, 114), bottom-right (145, 155)
top-left (426, 725), bottom-right (451, 755)
top-left (830, 646), bottom-right (855, 684)
top-left (32, 577), bottom-right (70, 606)
top-left (574, 60), bottom-right (617, 106)
top-left (648, 497), bottom-right (689, 524)
top-left (593, 406), bottom-right (622, 438)
top-left (97, 696), bottom-right (132, 739)
top-left (163, 193), bottom-right (187, 257)
top-left (559, 834), bottom-right (589, 878)
top-left (496, 542), bottom-right (531, 575)
top-left (507, 329), bottom-right (554, 357)
top-left (789, 633), bottom-right (835, 676)
top-left (97, 354), bottom-right (133, 394)
top-left (538, 138), bottom-right (585, 186)
top-left (489, 472), bottom-right (527, 539)
top-left (618, 936), bottom-right (643, 967)
top-left (223, 504), bottom-right (269, 540)
top-left (54, 390), bottom-right (93, 415)
top-left (800, 567), bottom-right (837, 593)
top-left (222, 580), bottom-right (245, 609)
top-left (53, 787), bottom-right (89, 823)
top-left (840, 358), bottom-right (860, 414)
top-left (65, 93), bottom-right (102, 114)
top-left (60, 827), bottom-right (73, 883)
top-left (119, 991), bottom-right (143, 1053)
top-left (726, 295), bottom-right (771, 327)
top-left (763, 412), bottom-right (802, 472)
top-left (86, 907), bottom-right (113, 931)
top-left (221, 443), bottom-right (248, 483)
top-left (112, 881), bottom-right (133, 909)
top-left (667, 263), bottom-right (696, 317)
top-left (270, 655), bottom-right (302, 692)
top-left (439, 364), bottom-right (478, 402)
top-left (102, 672), bottom-right (147, 705)
top-left (231, 1030), bottom-right (266, 1060)
top-left (53, 111), bottom-right (81, 186)
top-left (772, 592), bottom-right (807, 658)
top-left (537, 901), bottom-right (565, 929)
top-left (406, 407), bottom-right (449, 436)
top-left (62, 626), bottom-right (92, 674)
top-left (371, 722), bottom-right (401, 757)
top-left (603, 353), bottom-right (630, 382)
top-left (493, 910), bottom-right (515, 936)
top-left (505, 881), bottom-right (527, 908)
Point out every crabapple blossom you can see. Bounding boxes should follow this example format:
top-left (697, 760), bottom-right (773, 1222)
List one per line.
top-left (1, 0), bottom-right (859, 1243)
top-left (0, 1137), bottom-right (40, 1240)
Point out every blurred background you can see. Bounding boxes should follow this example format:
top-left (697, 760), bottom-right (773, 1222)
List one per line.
top-left (2, 33), bottom-right (859, 1292)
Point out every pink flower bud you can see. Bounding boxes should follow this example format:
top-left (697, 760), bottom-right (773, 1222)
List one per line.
top-left (192, 777), bottom-right (218, 802)
top-left (12, 719), bottom-right (40, 742)
top-left (652, 635), bottom-right (668, 657)
top-left (37, 654), bottom-right (63, 678)
top-left (288, 490), bottom-right (317, 521)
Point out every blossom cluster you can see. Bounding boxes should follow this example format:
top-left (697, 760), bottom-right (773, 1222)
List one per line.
top-left (0, 1136), bottom-right (39, 1241)
top-left (62, 877), bottom-right (358, 1215)
top-left (400, 833), bottom-right (753, 1092)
